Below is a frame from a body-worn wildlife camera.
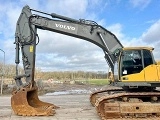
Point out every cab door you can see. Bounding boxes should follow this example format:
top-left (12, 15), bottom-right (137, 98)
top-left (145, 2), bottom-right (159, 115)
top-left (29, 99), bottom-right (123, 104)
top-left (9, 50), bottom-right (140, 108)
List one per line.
top-left (120, 49), bottom-right (145, 81)
top-left (143, 50), bottom-right (159, 81)
top-left (156, 64), bottom-right (160, 81)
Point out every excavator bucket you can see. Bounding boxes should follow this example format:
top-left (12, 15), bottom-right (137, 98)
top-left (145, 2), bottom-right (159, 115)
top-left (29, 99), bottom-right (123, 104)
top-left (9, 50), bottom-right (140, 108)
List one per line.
top-left (11, 86), bottom-right (58, 116)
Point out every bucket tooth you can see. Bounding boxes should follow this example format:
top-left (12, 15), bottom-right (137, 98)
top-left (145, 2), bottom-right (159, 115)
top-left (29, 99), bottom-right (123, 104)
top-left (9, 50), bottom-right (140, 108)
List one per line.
top-left (11, 86), bottom-right (58, 116)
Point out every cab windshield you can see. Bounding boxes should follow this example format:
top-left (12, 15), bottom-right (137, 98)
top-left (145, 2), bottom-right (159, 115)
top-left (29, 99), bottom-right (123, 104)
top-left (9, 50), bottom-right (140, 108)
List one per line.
top-left (122, 50), bottom-right (143, 76)
top-left (121, 49), bottom-right (153, 76)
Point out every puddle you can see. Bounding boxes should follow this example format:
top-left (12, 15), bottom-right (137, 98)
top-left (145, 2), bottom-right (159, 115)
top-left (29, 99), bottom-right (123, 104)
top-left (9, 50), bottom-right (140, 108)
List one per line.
top-left (45, 89), bottom-right (91, 96)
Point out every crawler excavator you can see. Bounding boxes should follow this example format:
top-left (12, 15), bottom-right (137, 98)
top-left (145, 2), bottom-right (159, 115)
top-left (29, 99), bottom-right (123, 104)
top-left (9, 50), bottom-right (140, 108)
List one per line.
top-left (12, 5), bottom-right (160, 119)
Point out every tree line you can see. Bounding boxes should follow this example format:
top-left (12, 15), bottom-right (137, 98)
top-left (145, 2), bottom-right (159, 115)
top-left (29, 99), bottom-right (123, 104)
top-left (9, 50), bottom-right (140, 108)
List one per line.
top-left (35, 70), bottom-right (108, 80)
top-left (0, 63), bottom-right (108, 80)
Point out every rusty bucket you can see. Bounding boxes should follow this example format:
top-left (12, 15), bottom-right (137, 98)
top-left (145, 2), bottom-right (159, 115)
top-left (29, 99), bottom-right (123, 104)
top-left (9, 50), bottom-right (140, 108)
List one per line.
top-left (11, 86), bottom-right (58, 116)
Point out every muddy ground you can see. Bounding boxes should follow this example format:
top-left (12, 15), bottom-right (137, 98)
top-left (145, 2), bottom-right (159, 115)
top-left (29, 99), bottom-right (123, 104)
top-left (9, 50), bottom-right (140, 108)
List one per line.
top-left (38, 83), bottom-right (112, 95)
top-left (1, 82), bottom-right (114, 95)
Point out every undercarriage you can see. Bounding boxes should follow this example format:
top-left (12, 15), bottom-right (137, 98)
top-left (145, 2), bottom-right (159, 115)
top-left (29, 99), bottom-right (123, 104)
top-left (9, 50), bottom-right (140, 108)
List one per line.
top-left (90, 87), bottom-right (160, 119)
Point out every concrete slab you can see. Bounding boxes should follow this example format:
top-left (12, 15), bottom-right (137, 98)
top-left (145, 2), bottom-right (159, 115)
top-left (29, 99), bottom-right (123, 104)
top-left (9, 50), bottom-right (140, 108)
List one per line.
top-left (0, 94), bottom-right (100, 120)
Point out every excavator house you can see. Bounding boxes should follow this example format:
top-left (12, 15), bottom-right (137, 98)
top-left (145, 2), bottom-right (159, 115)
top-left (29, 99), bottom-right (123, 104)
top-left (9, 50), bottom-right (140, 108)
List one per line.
top-left (12, 5), bottom-right (160, 119)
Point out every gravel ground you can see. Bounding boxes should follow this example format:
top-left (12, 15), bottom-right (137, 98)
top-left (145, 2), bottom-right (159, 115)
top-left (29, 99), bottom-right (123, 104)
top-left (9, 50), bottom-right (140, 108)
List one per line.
top-left (2, 83), bottom-right (111, 95)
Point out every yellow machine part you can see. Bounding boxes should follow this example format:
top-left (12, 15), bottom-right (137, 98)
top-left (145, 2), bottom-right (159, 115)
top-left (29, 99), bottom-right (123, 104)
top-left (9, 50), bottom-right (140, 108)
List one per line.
top-left (11, 86), bottom-right (58, 116)
top-left (121, 64), bottom-right (160, 82)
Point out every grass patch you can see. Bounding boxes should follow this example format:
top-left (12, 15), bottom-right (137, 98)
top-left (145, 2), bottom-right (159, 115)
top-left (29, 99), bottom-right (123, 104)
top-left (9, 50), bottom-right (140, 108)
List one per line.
top-left (88, 79), bottom-right (109, 85)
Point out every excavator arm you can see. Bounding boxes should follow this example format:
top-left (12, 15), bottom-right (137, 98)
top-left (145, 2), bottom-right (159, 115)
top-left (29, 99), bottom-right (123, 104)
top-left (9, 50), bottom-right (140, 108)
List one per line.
top-left (12, 5), bottom-right (123, 116)
top-left (15, 5), bottom-right (123, 87)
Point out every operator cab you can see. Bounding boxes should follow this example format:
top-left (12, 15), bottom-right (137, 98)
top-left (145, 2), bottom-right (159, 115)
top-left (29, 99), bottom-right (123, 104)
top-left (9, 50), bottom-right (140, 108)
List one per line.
top-left (115, 47), bottom-right (159, 90)
top-left (121, 48), bottom-right (154, 76)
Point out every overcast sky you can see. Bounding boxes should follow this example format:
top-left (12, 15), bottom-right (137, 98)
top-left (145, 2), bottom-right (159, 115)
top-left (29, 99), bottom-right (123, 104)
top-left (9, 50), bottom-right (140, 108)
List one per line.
top-left (0, 0), bottom-right (160, 72)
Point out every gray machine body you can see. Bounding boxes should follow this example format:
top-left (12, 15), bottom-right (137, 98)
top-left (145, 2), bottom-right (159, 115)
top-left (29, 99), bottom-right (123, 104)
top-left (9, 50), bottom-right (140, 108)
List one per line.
top-left (15, 5), bottom-right (123, 87)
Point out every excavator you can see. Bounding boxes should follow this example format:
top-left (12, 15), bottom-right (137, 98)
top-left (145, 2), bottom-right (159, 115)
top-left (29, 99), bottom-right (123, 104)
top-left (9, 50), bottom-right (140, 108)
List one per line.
top-left (11, 5), bottom-right (160, 119)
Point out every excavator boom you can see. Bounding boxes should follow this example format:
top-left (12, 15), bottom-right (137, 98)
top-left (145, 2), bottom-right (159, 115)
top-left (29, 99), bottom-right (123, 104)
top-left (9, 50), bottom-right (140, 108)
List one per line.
top-left (15, 5), bottom-right (123, 87)
top-left (12, 5), bottom-right (123, 116)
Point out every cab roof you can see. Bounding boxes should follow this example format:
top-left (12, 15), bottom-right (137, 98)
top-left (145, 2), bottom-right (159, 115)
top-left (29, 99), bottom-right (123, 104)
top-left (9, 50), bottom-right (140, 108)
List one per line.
top-left (123, 47), bottom-right (154, 51)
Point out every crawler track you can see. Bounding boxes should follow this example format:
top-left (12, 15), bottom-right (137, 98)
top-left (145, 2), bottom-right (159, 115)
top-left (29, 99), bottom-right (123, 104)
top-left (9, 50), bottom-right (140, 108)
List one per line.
top-left (93, 89), bottom-right (160, 119)
top-left (90, 87), bottom-right (124, 106)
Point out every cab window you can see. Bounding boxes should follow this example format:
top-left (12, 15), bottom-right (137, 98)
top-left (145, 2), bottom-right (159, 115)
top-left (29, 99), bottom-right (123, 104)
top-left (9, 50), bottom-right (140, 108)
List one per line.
top-left (122, 50), bottom-right (143, 76)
